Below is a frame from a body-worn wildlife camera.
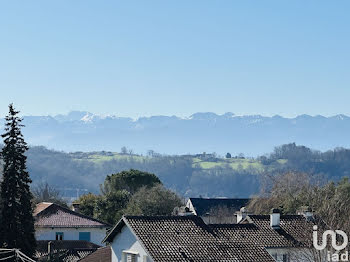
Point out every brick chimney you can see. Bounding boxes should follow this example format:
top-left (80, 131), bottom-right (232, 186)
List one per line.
top-left (270, 208), bottom-right (280, 229)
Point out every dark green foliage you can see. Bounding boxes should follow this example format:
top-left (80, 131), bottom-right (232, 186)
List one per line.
top-left (124, 184), bottom-right (182, 216)
top-left (77, 169), bottom-right (162, 224)
top-left (94, 190), bottom-right (131, 224)
top-left (101, 169), bottom-right (161, 195)
top-left (74, 193), bottom-right (100, 218)
top-left (0, 104), bottom-right (36, 257)
top-left (225, 153), bottom-right (231, 158)
top-left (77, 169), bottom-right (182, 224)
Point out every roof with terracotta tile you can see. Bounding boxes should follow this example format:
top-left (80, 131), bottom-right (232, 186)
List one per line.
top-left (34, 202), bottom-right (53, 216)
top-left (78, 246), bottom-right (111, 262)
top-left (104, 215), bottom-right (275, 262)
top-left (34, 203), bottom-right (110, 228)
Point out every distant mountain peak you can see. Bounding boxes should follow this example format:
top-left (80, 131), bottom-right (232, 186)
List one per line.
top-left (54, 111), bottom-right (120, 123)
top-left (54, 111), bottom-right (92, 122)
top-left (189, 112), bottom-right (238, 120)
top-left (80, 113), bottom-right (96, 123)
top-left (189, 112), bottom-right (220, 120)
top-left (332, 114), bottom-right (349, 120)
top-left (2, 111), bottom-right (350, 156)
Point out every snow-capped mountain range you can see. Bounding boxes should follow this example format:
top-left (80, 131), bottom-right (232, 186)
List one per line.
top-left (1, 111), bottom-right (350, 155)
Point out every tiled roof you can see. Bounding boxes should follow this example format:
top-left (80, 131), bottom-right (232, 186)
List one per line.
top-left (189, 198), bottom-right (250, 216)
top-left (35, 240), bottom-right (101, 262)
top-left (79, 246), bottom-right (111, 262)
top-left (35, 203), bottom-right (110, 228)
top-left (237, 215), bottom-right (314, 248)
top-left (105, 215), bottom-right (275, 262)
top-left (34, 202), bottom-right (53, 216)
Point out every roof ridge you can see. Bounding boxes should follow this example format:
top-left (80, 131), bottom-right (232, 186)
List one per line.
top-left (210, 223), bottom-right (256, 228)
top-left (35, 202), bottom-right (111, 227)
top-left (124, 215), bottom-right (198, 219)
top-left (189, 197), bottom-right (251, 200)
top-left (248, 214), bottom-right (306, 218)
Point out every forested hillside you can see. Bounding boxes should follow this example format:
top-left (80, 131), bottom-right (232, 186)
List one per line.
top-left (10, 143), bottom-right (350, 199)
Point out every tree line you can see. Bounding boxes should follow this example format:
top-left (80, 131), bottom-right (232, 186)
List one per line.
top-left (19, 142), bottom-right (350, 199)
top-left (248, 171), bottom-right (350, 234)
top-left (76, 169), bottom-right (182, 224)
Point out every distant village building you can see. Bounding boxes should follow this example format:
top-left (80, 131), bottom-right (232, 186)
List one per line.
top-left (34, 202), bottom-right (110, 245)
top-left (102, 209), bottom-right (316, 262)
top-left (186, 197), bottom-right (250, 224)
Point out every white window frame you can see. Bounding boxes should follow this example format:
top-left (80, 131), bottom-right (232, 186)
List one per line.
top-left (122, 250), bottom-right (138, 262)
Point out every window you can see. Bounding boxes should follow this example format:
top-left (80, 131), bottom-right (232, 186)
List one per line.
top-left (79, 232), bottom-right (91, 242)
top-left (126, 254), bottom-right (136, 262)
top-left (282, 254), bottom-right (289, 262)
top-left (55, 232), bottom-right (64, 240)
top-left (122, 251), bottom-right (138, 262)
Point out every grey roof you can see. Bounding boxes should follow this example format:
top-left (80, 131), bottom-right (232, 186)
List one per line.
top-left (35, 240), bottom-right (101, 262)
top-left (238, 215), bottom-right (314, 248)
top-left (104, 213), bottom-right (316, 262)
top-left (189, 198), bottom-right (250, 216)
top-left (104, 215), bottom-right (275, 262)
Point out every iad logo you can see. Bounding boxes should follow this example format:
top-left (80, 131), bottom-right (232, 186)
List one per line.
top-left (313, 225), bottom-right (349, 261)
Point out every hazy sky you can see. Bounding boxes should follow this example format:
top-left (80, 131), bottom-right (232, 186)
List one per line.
top-left (0, 1), bottom-right (349, 118)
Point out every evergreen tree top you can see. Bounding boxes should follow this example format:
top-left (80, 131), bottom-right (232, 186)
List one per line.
top-left (0, 104), bottom-right (36, 257)
top-left (1, 104), bottom-right (28, 155)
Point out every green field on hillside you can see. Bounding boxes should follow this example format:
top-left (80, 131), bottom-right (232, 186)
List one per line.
top-left (194, 158), bottom-right (265, 171)
top-left (71, 152), bottom-right (147, 163)
top-left (70, 151), bottom-right (276, 172)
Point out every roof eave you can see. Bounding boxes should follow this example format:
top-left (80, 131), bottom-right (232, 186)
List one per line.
top-left (102, 217), bottom-right (126, 243)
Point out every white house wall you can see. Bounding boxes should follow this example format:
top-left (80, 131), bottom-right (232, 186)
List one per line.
top-left (35, 227), bottom-right (107, 246)
top-left (186, 200), bottom-right (197, 215)
top-left (111, 225), bottom-right (152, 262)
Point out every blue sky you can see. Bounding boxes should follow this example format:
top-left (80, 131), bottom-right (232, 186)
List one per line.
top-left (0, 1), bottom-right (349, 118)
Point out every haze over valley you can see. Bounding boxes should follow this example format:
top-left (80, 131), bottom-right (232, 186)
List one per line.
top-left (1, 111), bottom-right (349, 156)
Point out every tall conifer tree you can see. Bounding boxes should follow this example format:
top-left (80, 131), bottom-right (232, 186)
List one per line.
top-left (0, 104), bottom-right (36, 257)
